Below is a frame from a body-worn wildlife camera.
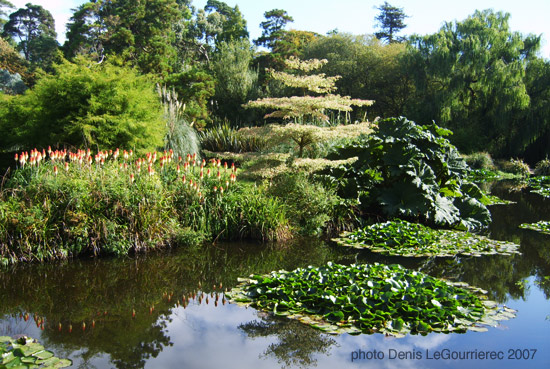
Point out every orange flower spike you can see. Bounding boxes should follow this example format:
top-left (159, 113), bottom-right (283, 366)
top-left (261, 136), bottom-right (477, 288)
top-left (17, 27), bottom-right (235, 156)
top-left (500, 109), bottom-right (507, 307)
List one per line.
top-left (224, 162), bottom-right (228, 170)
top-left (202, 159), bottom-right (206, 167)
top-left (216, 170), bottom-right (221, 180)
top-left (220, 186), bottom-right (224, 194)
top-left (207, 168), bottom-right (211, 177)
top-left (130, 174), bottom-right (135, 183)
top-left (53, 166), bottom-right (58, 176)
top-left (182, 175), bottom-right (186, 184)
top-left (58, 322), bottom-right (62, 332)
top-left (217, 159), bottom-right (221, 167)
top-left (192, 153), bottom-right (196, 161)
top-left (48, 146), bottom-right (52, 154)
top-left (177, 164), bottom-right (181, 174)
top-left (82, 322), bottom-right (86, 331)
top-left (132, 309), bottom-right (136, 318)
top-left (69, 324), bottom-right (73, 333)
top-left (186, 153), bottom-right (191, 162)
top-left (92, 320), bottom-right (95, 328)
top-left (200, 169), bottom-right (204, 179)
top-left (213, 186), bottom-right (217, 192)
top-left (14, 153), bottom-right (18, 162)
top-left (129, 149), bottom-right (133, 157)
top-left (64, 162), bottom-right (69, 172)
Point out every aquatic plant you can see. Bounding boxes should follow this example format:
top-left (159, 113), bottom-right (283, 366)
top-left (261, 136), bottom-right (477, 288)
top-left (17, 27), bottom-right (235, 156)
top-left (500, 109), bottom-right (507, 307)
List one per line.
top-left (227, 262), bottom-right (516, 336)
top-left (0, 336), bottom-right (71, 368)
top-left (333, 219), bottom-right (520, 257)
top-left (519, 220), bottom-right (550, 235)
top-left (528, 176), bottom-right (550, 198)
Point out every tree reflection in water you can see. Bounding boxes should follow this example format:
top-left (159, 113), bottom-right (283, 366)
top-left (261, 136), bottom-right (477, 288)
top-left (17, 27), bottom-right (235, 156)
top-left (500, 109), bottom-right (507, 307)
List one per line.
top-left (239, 312), bottom-right (337, 369)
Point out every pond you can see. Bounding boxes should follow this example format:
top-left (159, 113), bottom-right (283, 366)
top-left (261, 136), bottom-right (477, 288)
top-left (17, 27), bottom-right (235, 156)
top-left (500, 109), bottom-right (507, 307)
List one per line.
top-left (0, 180), bottom-right (549, 369)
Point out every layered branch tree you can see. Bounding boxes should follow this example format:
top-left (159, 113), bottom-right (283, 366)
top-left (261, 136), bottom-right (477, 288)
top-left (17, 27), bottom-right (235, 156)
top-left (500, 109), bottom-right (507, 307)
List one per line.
top-left (244, 56), bottom-right (373, 122)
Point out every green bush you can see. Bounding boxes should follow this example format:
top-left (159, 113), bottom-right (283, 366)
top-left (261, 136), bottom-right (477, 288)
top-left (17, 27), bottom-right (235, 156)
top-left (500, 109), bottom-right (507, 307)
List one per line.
top-left (506, 158), bottom-right (531, 177)
top-left (319, 117), bottom-right (491, 230)
top-left (199, 122), bottom-right (267, 153)
top-left (0, 57), bottom-right (165, 153)
top-left (267, 172), bottom-right (344, 236)
top-left (464, 152), bottom-right (495, 170)
top-left (534, 158), bottom-right (550, 176)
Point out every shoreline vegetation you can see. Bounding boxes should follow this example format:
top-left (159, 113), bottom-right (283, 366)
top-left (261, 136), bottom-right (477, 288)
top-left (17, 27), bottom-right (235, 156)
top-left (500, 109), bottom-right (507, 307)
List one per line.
top-left (0, 148), bottom-right (291, 265)
top-left (2, 117), bottom-right (548, 266)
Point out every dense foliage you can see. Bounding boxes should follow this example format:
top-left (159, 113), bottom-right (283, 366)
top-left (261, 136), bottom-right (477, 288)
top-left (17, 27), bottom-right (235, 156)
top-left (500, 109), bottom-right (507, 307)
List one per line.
top-left (334, 219), bottom-right (519, 257)
top-left (320, 117), bottom-right (490, 230)
top-left (228, 262), bottom-right (516, 336)
top-left (0, 148), bottom-right (290, 264)
top-left (0, 58), bottom-right (165, 152)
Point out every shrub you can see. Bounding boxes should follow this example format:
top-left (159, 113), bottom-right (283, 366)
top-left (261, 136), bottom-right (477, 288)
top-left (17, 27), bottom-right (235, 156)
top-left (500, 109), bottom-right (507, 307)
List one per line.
top-left (268, 172), bottom-right (341, 236)
top-left (318, 117), bottom-right (491, 230)
top-left (199, 122), bottom-right (267, 153)
top-left (0, 57), bottom-right (165, 153)
top-left (464, 152), bottom-right (495, 170)
top-left (534, 158), bottom-right (550, 176)
top-left (506, 158), bottom-right (531, 177)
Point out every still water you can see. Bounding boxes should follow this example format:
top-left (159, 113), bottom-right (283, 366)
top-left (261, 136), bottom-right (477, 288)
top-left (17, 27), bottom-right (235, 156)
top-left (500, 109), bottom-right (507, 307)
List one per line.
top-left (1, 181), bottom-right (549, 369)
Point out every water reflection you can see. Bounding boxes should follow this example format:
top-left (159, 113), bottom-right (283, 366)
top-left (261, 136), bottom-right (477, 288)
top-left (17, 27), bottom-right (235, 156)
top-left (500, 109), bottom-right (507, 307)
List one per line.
top-left (0, 181), bottom-right (549, 368)
top-left (239, 314), bottom-right (337, 368)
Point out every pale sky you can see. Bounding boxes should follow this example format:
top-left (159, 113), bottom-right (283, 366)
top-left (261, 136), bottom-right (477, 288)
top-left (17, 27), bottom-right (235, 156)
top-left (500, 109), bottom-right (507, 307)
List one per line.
top-left (7, 0), bottom-right (550, 59)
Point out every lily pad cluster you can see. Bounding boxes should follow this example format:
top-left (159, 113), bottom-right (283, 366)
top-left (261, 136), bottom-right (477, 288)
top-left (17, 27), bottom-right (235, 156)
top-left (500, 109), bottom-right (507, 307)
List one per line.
top-left (227, 262), bottom-right (516, 336)
top-left (333, 219), bottom-right (520, 257)
top-left (529, 176), bottom-right (550, 198)
top-left (519, 220), bottom-right (550, 235)
top-left (0, 336), bottom-right (71, 368)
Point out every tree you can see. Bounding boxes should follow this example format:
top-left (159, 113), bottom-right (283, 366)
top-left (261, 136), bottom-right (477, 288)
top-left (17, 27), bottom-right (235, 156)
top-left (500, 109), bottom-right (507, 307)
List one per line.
top-left (64, 0), bottom-right (182, 75)
top-left (210, 39), bottom-right (259, 122)
top-left (244, 56), bottom-right (373, 123)
top-left (1, 3), bottom-right (58, 66)
top-left (0, 37), bottom-right (29, 80)
top-left (304, 33), bottom-right (412, 119)
top-left (404, 10), bottom-right (539, 154)
top-left (0, 0), bottom-right (14, 30)
top-left (254, 9), bottom-right (293, 49)
top-left (374, 1), bottom-right (408, 43)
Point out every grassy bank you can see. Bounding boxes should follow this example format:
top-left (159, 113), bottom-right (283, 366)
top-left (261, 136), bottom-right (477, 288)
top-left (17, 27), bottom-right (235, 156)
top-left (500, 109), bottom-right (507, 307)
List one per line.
top-left (0, 148), bottom-right (291, 264)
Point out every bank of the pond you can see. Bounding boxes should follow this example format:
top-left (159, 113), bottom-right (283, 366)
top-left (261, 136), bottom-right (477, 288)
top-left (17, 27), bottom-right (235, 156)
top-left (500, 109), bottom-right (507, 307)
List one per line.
top-left (0, 149), bottom-right (291, 264)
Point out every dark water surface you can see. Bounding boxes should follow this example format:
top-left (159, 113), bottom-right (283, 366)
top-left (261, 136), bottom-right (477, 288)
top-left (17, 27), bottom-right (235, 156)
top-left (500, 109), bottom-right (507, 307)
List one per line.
top-left (1, 181), bottom-right (549, 369)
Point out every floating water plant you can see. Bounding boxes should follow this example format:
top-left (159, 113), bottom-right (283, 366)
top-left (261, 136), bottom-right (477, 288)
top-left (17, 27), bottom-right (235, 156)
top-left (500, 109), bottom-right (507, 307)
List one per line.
top-left (332, 219), bottom-right (520, 257)
top-left (0, 336), bottom-right (71, 368)
top-left (519, 220), bottom-right (550, 235)
top-left (227, 262), bottom-right (516, 337)
top-left (529, 176), bottom-right (550, 198)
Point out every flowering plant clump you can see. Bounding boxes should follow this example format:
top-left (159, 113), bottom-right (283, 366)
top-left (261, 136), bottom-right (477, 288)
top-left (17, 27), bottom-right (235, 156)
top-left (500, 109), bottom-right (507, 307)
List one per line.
top-left (1, 146), bottom-right (290, 264)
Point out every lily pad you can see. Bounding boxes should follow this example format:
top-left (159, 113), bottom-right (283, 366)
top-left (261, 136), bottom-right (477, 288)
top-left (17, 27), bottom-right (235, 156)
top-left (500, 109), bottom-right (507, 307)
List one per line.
top-left (226, 262), bottom-right (516, 337)
top-left (529, 176), bottom-right (550, 198)
top-left (519, 220), bottom-right (550, 235)
top-left (332, 219), bottom-right (520, 257)
top-left (0, 336), bottom-right (71, 369)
